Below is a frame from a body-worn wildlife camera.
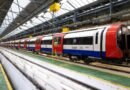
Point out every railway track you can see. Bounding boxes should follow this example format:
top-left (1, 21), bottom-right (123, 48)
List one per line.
top-left (38, 53), bottom-right (130, 76)
top-left (89, 63), bottom-right (130, 74)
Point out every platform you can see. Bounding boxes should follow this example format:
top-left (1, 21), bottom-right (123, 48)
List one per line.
top-left (1, 48), bottom-right (130, 90)
top-left (0, 64), bottom-right (12, 90)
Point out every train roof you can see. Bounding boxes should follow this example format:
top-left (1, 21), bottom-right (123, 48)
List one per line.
top-left (15, 39), bottom-right (20, 42)
top-left (42, 35), bottom-right (52, 40)
top-left (63, 24), bottom-right (110, 34)
top-left (64, 29), bottom-right (96, 38)
top-left (30, 37), bottom-right (37, 41)
top-left (20, 39), bottom-right (25, 42)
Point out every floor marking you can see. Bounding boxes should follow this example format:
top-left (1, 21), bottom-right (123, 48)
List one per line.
top-left (0, 64), bottom-right (13, 90)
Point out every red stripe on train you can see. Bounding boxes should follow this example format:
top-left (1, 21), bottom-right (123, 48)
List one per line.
top-left (106, 24), bottom-right (123, 59)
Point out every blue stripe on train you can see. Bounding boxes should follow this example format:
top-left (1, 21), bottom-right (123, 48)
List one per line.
top-left (27, 47), bottom-right (35, 51)
top-left (27, 46), bottom-right (105, 58)
top-left (21, 46), bottom-right (24, 48)
top-left (63, 49), bottom-right (105, 58)
top-left (41, 48), bottom-right (52, 53)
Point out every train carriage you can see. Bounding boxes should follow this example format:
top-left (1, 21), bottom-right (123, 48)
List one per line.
top-left (14, 39), bottom-right (20, 49)
top-left (23, 38), bottom-right (28, 49)
top-left (20, 39), bottom-right (25, 48)
top-left (41, 35), bottom-right (53, 54)
top-left (28, 37), bottom-right (37, 51)
top-left (52, 24), bottom-right (130, 63)
top-left (10, 41), bottom-right (14, 48)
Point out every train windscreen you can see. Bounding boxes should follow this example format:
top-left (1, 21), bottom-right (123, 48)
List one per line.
top-left (127, 35), bottom-right (130, 49)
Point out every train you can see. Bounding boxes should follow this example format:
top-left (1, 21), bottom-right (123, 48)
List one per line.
top-left (1, 23), bottom-right (130, 64)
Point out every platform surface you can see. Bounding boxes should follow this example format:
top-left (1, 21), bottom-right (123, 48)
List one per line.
top-left (0, 66), bottom-right (8, 90)
top-left (10, 49), bottom-right (130, 88)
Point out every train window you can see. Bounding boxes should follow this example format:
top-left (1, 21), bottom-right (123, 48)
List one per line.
top-left (79, 37), bottom-right (93, 45)
top-left (36, 39), bottom-right (41, 44)
top-left (29, 41), bottom-right (35, 44)
top-left (64, 38), bottom-right (73, 45)
top-left (21, 42), bottom-right (24, 44)
top-left (54, 37), bottom-right (61, 44)
top-left (95, 32), bottom-right (98, 44)
top-left (64, 36), bottom-right (93, 45)
top-left (117, 29), bottom-right (126, 50)
top-left (42, 40), bottom-right (52, 44)
top-left (24, 41), bottom-right (27, 45)
top-left (73, 38), bottom-right (77, 44)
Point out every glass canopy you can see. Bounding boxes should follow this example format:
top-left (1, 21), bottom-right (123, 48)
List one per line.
top-left (1, 0), bottom-right (97, 39)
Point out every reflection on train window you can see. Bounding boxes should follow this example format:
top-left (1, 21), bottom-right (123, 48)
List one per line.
top-left (54, 37), bottom-right (61, 44)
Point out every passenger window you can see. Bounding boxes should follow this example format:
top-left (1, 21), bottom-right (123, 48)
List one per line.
top-left (79, 37), bottom-right (93, 45)
top-left (54, 37), bottom-right (61, 45)
top-left (42, 40), bottom-right (52, 44)
top-left (64, 38), bottom-right (73, 45)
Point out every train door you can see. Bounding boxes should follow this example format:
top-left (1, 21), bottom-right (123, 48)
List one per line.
top-left (53, 34), bottom-right (64, 55)
top-left (35, 37), bottom-right (42, 51)
top-left (93, 31), bottom-right (99, 57)
top-left (93, 29), bottom-right (103, 58)
top-left (18, 41), bottom-right (20, 49)
top-left (24, 40), bottom-right (27, 49)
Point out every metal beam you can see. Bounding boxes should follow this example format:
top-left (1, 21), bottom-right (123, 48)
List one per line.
top-left (0, 0), bottom-right (55, 37)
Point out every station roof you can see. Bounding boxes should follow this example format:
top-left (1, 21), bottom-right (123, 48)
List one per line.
top-left (3, 0), bottom-right (130, 41)
top-left (0, 0), bottom-right (98, 39)
top-left (0, 0), bottom-right (55, 38)
top-left (0, 0), bottom-right (13, 26)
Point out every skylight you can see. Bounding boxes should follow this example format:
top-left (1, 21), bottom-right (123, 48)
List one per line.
top-left (2, 0), bottom-right (97, 39)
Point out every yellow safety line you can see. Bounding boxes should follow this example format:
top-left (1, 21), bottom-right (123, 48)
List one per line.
top-left (0, 64), bottom-right (13, 90)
